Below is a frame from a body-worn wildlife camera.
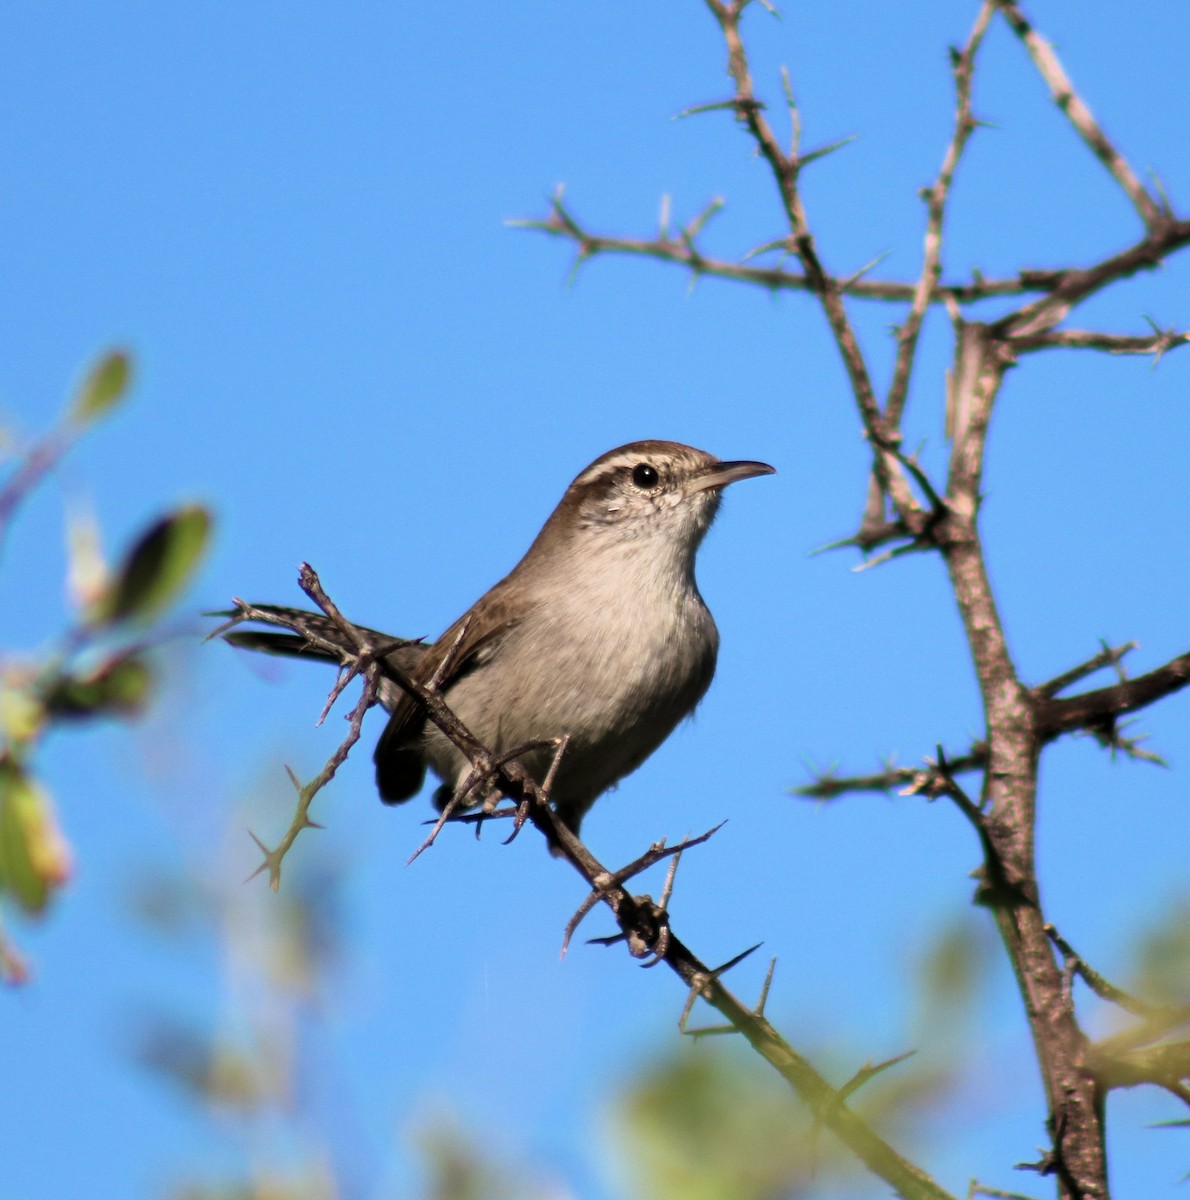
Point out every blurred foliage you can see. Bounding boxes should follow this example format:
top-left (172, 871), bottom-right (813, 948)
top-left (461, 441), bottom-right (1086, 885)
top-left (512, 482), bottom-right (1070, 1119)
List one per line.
top-left (126, 814), bottom-right (1007, 1200)
top-left (913, 913), bottom-right (997, 1048)
top-left (165, 1167), bottom-right (340, 1200)
top-left (128, 831), bottom-right (346, 1199)
top-left (128, 806), bottom-right (566, 1200)
top-left (614, 1046), bottom-right (824, 1200)
top-left (91, 504), bottom-right (212, 627)
top-left (608, 915), bottom-right (999, 1200)
top-left (0, 349), bottom-right (212, 981)
top-left (1131, 898), bottom-right (1190, 1008)
top-left (413, 1118), bottom-right (562, 1200)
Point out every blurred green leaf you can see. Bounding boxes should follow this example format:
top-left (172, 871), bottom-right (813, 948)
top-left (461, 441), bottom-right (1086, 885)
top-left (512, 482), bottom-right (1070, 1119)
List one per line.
top-left (1132, 899), bottom-right (1190, 1006)
top-left (70, 349), bottom-right (132, 425)
top-left (92, 504), bottom-right (212, 626)
top-left (916, 914), bottom-right (993, 1038)
top-left (136, 1023), bottom-right (277, 1111)
top-left (412, 1116), bottom-right (557, 1200)
top-left (43, 653), bottom-right (153, 720)
top-left (0, 684), bottom-right (46, 744)
top-left (0, 760), bottom-right (72, 913)
top-left (616, 1047), bottom-right (821, 1200)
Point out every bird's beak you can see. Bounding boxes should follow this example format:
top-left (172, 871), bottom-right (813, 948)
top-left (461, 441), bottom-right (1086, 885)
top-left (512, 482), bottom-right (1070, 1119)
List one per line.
top-left (691, 459), bottom-right (777, 492)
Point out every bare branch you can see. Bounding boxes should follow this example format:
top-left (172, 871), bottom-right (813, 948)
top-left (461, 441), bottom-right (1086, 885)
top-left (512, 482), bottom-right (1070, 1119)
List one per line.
top-left (795, 747), bottom-right (985, 801)
top-left (1045, 924), bottom-right (1179, 1022)
top-left (560, 823), bottom-right (724, 958)
top-left (1036, 649), bottom-right (1190, 741)
top-left (1013, 327), bottom-right (1190, 359)
top-left (885, 2), bottom-right (995, 431)
top-left (992, 0), bottom-right (1164, 230)
top-left (702, 0), bottom-right (923, 530)
top-left (513, 205), bottom-right (1070, 303)
top-left (993, 220), bottom-right (1190, 340)
top-left (1034, 641), bottom-right (1137, 699)
top-left (245, 666), bottom-right (376, 891)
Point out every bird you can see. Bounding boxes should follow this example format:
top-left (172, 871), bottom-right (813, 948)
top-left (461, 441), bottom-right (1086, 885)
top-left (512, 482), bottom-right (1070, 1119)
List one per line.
top-left (224, 440), bottom-right (774, 838)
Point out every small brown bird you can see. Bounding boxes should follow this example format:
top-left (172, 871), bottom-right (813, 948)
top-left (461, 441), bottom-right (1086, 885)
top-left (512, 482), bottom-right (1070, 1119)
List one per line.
top-left (227, 441), bottom-right (774, 836)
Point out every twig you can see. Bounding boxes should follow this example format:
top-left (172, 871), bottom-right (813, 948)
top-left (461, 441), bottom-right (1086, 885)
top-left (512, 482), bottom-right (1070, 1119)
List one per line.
top-left (796, 746), bottom-right (985, 800)
top-left (1013, 327), bottom-right (1190, 359)
top-left (1035, 649), bottom-right (1190, 741)
top-left (1044, 924), bottom-right (1166, 1020)
top-left (0, 429), bottom-right (73, 552)
top-left (245, 667), bottom-right (376, 891)
top-left (560, 823), bottom-right (725, 957)
top-left (513, 207), bottom-right (1068, 303)
top-left (708, 0), bottom-right (931, 545)
top-left (993, 220), bottom-right (1190, 340)
top-left (1034, 642), bottom-right (1137, 699)
top-left (885, 2), bottom-right (994, 431)
top-left (992, 0), bottom-right (1164, 230)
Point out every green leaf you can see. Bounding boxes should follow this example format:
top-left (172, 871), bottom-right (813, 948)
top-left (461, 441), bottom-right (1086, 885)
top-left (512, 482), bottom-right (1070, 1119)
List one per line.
top-left (92, 504), bottom-right (212, 626)
top-left (70, 349), bottom-right (132, 425)
top-left (43, 653), bottom-right (153, 720)
top-left (0, 761), bottom-right (72, 913)
top-left (0, 687), bottom-right (46, 745)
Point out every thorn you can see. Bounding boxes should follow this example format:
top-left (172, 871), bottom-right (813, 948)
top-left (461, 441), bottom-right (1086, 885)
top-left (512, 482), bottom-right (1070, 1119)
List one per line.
top-left (755, 957), bottom-right (777, 1015)
top-left (808, 532), bottom-right (865, 557)
top-left (740, 236), bottom-right (792, 263)
top-left (715, 941), bottom-right (764, 977)
top-left (673, 98), bottom-right (761, 121)
top-left (838, 250), bottom-right (891, 290)
top-left (678, 943), bottom-right (762, 1032)
top-left (564, 252), bottom-right (586, 289)
top-left (244, 830), bottom-right (274, 884)
top-left (780, 66), bottom-right (796, 113)
top-left (587, 932), bottom-right (626, 947)
top-left (685, 196), bottom-right (725, 240)
top-left (797, 133), bottom-right (858, 168)
top-left (836, 1049), bottom-right (917, 1103)
top-left (682, 1022), bottom-right (740, 1039)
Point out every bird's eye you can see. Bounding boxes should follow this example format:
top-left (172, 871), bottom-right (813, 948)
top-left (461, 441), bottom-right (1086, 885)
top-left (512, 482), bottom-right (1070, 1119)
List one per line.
top-left (631, 463), bottom-right (659, 489)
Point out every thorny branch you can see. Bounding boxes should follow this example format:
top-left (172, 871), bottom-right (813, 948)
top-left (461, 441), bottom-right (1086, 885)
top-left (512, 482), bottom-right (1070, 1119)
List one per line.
top-left (703, 0), bottom-right (923, 535)
top-left (991, 0), bottom-right (1165, 230)
top-left (512, 2), bottom-right (1189, 1197)
top-left (795, 747), bottom-right (986, 802)
top-left (885, 1), bottom-right (994, 432)
top-left (216, 583), bottom-right (417, 891)
top-left (1046, 924), bottom-right (1190, 1106)
top-left (798, 639), bottom-right (1189, 804)
top-left (1013, 327), bottom-right (1190, 359)
top-left (512, 202), bottom-right (1070, 304)
top-left (222, 571), bottom-right (956, 1200)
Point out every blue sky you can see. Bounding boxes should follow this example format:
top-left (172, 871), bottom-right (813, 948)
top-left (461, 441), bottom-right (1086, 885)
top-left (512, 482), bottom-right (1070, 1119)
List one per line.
top-left (2, 3), bottom-right (1189, 1197)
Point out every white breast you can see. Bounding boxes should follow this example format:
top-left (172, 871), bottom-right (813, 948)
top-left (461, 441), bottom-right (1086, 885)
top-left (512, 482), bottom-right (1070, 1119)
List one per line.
top-left (421, 533), bottom-right (719, 820)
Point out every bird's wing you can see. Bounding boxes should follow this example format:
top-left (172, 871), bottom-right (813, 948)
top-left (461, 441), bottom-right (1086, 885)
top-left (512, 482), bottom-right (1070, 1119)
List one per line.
top-left (372, 581), bottom-right (524, 802)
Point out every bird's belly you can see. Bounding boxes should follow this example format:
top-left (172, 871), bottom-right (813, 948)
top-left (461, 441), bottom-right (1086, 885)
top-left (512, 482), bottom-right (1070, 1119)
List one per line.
top-left (420, 594), bottom-right (718, 819)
